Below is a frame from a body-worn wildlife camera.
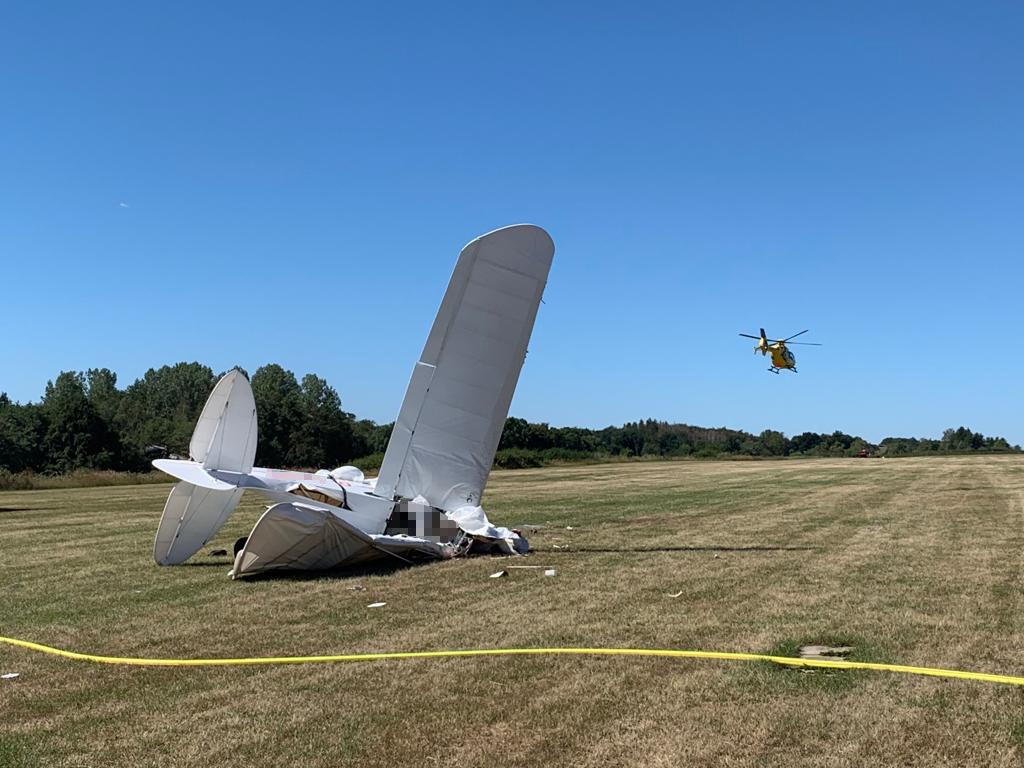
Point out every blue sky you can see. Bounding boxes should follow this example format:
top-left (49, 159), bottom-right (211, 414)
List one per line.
top-left (2, 1), bottom-right (1022, 444)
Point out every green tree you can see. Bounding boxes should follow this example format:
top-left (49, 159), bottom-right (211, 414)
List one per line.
top-left (41, 372), bottom-right (118, 471)
top-left (499, 417), bottom-right (532, 450)
top-left (352, 419), bottom-right (393, 456)
top-left (287, 374), bottom-right (356, 468)
top-left (251, 365), bottom-right (303, 467)
top-left (115, 362), bottom-right (215, 462)
top-left (790, 432), bottom-right (822, 454)
top-left (0, 396), bottom-right (46, 472)
top-left (757, 429), bottom-right (789, 456)
top-left (85, 368), bottom-right (121, 424)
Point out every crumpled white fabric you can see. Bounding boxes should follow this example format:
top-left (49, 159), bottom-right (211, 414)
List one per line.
top-left (444, 504), bottom-right (529, 555)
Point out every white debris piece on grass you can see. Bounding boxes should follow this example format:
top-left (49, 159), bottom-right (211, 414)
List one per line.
top-left (544, 569), bottom-right (556, 577)
top-left (446, 503), bottom-right (529, 554)
top-left (367, 602), bottom-right (387, 608)
top-left (489, 570), bottom-right (508, 578)
top-left (1, 673), bottom-right (20, 680)
top-left (668, 591), bottom-right (684, 598)
top-left (798, 645), bottom-right (853, 661)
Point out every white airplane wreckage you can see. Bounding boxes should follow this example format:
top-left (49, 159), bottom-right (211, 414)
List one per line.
top-left (152, 224), bottom-right (554, 578)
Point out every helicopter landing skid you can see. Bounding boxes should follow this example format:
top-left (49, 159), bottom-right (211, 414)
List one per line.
top-left (768, 367), bottom-right (798, 374)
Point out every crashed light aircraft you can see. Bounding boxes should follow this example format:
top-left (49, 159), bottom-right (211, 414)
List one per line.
top-left (153, 224), bottom-right (554, 578)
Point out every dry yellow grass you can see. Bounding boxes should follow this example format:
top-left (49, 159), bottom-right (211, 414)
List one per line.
top-left (2, 456), bottom-right (1024, 767)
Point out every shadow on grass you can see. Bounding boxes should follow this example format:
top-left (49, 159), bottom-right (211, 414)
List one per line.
top-left (179, 561), bottom-right (234, 568)
top-left (537, 545), bottom-right (817, 553)
top-left (232, 557), bottom-right (421, 582)
top-left (178, 545), bottom-right (814, 580)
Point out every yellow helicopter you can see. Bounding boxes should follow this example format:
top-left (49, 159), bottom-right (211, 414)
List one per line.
top-left (739, 328), bottom-right (821, 374)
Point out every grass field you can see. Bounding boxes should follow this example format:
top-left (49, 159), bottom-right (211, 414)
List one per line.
top-left (2, 456), bottom-right (1024, 767)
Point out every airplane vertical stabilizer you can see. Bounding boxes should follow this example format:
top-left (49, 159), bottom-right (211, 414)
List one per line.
top-left (375, 224), bottom-right (554, 509)
top-left (190, 369), bottom-right (258, 473)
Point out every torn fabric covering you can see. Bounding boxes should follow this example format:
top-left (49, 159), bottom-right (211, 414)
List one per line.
top-left (231, 497), bottom-right (529, 578)
top-left (287, 482), bottom-right (346, 508)
top-left (406, 494), bottom-right (528, 553)
top-left (231, 502), bottom-right (448, 579)
top-left (444, 503), bottom-right (529, 555)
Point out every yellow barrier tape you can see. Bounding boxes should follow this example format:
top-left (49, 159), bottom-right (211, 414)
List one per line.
top-left (3, 635), bottom-right (1024, 686)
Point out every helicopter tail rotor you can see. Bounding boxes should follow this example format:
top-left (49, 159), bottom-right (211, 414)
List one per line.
top-left (739, 330), bottom-right (771, 355)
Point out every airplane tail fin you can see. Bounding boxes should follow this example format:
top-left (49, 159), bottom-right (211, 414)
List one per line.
top-left (153, 369), bottom-right (258, 565)
top-left (375, 224), bottom-right (554, 510)
top-left (189, 369), bottom-right (258, 473)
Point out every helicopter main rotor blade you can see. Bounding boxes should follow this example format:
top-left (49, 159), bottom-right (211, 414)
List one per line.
top-left (784, 342), bottom-right (822, 346)
top-left (781, 329), bottom-right (810, 342)
top-left (738, 333), bottom-right (762, 340)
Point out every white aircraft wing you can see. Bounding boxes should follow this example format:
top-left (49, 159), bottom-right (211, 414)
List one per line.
top-left (375, 224), bottom-right (554, 510)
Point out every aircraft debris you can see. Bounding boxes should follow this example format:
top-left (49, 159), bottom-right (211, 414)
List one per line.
top-left (544, 569), bottom-right (557, 577)
top-left (1, 673), bottom-right (19, 680)
top-left (798, 645), bottom-right (853, 661)
top-left (367, 602), bottom-right (387, 609)
top-left (668, 591), bottom-right (684, 598)
top-left (149, 225), bottom-right (554, 578)
top-left (489, 570), bottom-right (509, 578)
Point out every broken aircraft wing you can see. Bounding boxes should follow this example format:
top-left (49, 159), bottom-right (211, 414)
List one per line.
top-left (375, 224), bottom-right (555, 510)
top-left (231, 502), bottom-right (449, 578)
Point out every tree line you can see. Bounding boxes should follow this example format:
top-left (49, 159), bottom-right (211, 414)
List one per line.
top-left (0, 363), bottom-right (389, 474)
top-left (0, 362), bottom-right (1019, 476)
top-left (493, 418), bottom-right (1020, 467)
